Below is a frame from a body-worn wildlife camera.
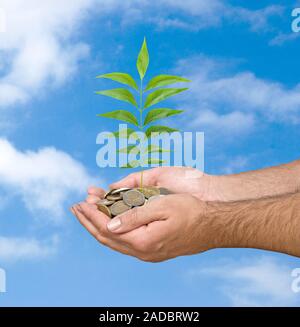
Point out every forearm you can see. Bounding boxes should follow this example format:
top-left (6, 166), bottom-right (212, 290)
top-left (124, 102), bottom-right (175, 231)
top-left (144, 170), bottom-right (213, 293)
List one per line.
top-left (208, 159), bottom-right (300, 201)
top-left (204, 191), bottom-right (300, 257)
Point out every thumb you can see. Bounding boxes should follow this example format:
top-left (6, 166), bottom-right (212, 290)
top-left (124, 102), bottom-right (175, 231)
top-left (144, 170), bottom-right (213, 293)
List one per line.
top-left (109, 168), bottom-right (159, 189)
top-left (109, 173), bottom-right (138, 189)
top-left (107, 202), bottom-right (164, 233)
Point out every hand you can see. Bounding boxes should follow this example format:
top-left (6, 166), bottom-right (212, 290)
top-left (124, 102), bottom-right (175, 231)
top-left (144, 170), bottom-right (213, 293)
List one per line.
top-left (86, 167), bottom-right (218, 204)
top-left (71, 194), bottom-right (213, 262)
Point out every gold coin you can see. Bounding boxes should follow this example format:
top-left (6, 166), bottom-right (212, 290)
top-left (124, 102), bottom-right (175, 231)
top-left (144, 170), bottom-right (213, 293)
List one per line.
top-left (110, 201), bottom-right (131, 216)
top-left (97, 203), bottom-right (112, 218)
top-left (123, 189), bottom-right (145, 207)
top-left (137, 186), bottom-right (160, 199)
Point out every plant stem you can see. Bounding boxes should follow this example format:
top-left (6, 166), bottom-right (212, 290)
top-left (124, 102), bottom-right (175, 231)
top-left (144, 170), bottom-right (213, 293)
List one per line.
top-left (139, 78), bottom-right (143, 189)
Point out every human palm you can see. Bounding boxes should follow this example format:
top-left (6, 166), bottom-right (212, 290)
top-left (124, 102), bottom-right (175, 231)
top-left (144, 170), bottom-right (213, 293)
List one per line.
top-left (86, 167), bottom-right (213, 204)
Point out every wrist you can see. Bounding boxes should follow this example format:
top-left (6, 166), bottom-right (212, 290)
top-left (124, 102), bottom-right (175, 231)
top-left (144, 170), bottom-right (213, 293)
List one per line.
top-left (201, 200), bottom-right (235, 250)
top-left (201, 198), bottom-right (259, 250)
top-left (201, 174), bottom-right (232, 202)
top-left (208, 160), bottom-right (300, 202)
top-left (202, 193), bottom-right (300, 257)
top-left (193, 198), bottom-right (235, 251)
top-left (206, 174), bottom-right (259, 202)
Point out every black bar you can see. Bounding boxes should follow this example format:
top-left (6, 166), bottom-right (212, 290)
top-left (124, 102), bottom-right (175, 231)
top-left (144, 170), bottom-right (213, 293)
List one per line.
top-left (0, 307), bottom-right (299, 325)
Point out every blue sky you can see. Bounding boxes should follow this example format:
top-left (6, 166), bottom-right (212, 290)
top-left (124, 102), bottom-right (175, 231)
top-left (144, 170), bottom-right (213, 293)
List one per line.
top-left (1, 0), bottom-right (300, 306)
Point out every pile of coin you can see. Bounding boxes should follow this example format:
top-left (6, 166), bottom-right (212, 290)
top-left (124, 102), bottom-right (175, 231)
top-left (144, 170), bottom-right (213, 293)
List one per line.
top-left (96, 187), bottom-right (172, 218)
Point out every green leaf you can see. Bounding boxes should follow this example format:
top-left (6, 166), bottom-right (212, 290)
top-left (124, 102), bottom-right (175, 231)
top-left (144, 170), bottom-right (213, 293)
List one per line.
top-left (97, 73), bottom-right (138, 91)
top-left (145, 75), bottom-right (191, 91)
top-left (95, 88), bottom-right (137, 107)
top-left (144, 145), bottom-right (170, 154)
top-left (121, 160), bottom-right (140, 168)
top-left (97, 110), bottom-right (138, 126)
top-left (117, 145), bottom-right (140, 154)
top-left (137, 37), bottom-right (149, 80)
top-left (143, 108), bottom-right (183, 126)
top-left (143, 158), bottom-right (165, 165)
top-left (145, 125), bottom-right (179, 138)
top-left (105, 127), bottom-right (138, 139)
top-left (144, 88), bottom-right (188, 108)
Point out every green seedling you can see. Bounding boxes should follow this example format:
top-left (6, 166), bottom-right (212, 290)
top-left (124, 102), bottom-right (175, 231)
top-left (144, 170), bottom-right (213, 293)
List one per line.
top-left (96, 37), bottom-right (190, 188)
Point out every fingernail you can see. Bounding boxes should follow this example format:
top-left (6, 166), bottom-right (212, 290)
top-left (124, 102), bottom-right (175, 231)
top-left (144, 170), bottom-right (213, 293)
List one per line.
top-left (107, 218), bottom-right (121, 231)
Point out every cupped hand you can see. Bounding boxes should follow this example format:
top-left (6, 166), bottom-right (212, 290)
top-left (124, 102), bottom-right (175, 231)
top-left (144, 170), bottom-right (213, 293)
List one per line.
top-left (86, 167), bottom-right (217, 204)
top-left (71, 194), bottom-right (213, 262)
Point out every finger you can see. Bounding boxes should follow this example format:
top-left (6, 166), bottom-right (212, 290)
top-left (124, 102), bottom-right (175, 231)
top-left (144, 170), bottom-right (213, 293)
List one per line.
top-left (77, 202), bottom-right (110, 234)
top-left (86, 194), bottom-right (101, 204)
top-left (77, 202), bottom-right (144, 246)
top-left (110, 169), bottom-right (160, 189)
top-left (107, 198), bottom-right (166, 234)
top-left (72, 205), bottom-right (100, 237)
top-left (87, 186), bottom-right (105, 198)
top-left (72, 206), bottom-right (137, 257)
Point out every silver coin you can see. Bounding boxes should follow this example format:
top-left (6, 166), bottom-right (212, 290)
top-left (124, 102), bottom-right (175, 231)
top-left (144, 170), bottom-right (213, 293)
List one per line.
top-left (104, 189), bottom-right (115, 198)
top-left (123, 189), bottom-right (145, 207)
top-left (97, 199), bottom-right (114, 206)
top-left (106, 193), bottom-right (123, 201)
top-left (110, 201), bottom-right (131, 216)
top-left (111, 187), bottom-right (131, 195)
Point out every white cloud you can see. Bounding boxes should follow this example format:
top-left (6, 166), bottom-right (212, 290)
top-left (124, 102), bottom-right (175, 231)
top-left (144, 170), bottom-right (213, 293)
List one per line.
top-left (0, 235), bottom-right (58, 261)
top-left (188, 256), bottom-right (298, 306)
top-left (0, 1), bottom-right (284, 109)
top-left (0, 0), bottom-right (93, 107)
top-left (115, 0), bottom-right (283, 32)
top-left (175, 55), bottom-right (300, 134)
top-left (0, 139), bottom-right (97, 221)
top-left (227, 5), bottom-right (283, 32)
top-left (191, 110), bottom-right (255, 135)
top-left (270, 32), bottom-right (300, 46)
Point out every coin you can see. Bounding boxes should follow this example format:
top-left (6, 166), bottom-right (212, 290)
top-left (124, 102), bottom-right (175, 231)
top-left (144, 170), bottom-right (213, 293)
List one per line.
top-left (97, 199), bottom-right (114, 206)
top-left (104, 189), bottom-right (115, 197)
top-left (97, 203), bottom-right (112, 218)
top-left (147, 195), bottom-right (165, 202)
top-left (123, 189), bottom-right (145, 206)
top-left (106, 193), bottom-right (123, 201)
top-left (137, 186), bottom-right (160, 199)
top-left (111, 187), bottom-right (131, 194)
top-left (110, 200), bottom-right (131, 216)
top-left (159, 187), bottom-right (172, 195)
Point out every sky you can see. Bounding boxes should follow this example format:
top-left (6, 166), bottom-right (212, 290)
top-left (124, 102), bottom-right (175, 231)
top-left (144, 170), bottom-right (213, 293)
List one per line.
top-left (0, 0), bottom-right (300, 306)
